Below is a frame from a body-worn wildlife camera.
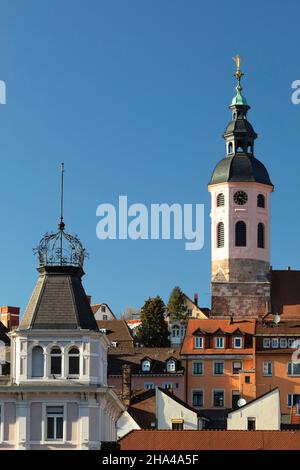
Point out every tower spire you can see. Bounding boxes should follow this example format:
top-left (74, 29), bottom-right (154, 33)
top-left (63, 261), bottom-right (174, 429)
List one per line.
top-left (231, 54), bottom-right (247, 106)
top-left (59, 162), bottom-right (65, 232)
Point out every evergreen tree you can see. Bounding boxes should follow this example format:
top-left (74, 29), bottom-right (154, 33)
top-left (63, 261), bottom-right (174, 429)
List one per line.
top-left (137, 296), bottom-right (169, 347)
top-left (167, 286), bottom-right (188, 323)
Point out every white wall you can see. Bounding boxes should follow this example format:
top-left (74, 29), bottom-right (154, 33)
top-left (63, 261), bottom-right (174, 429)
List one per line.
top-left (227, 389), bottom-right (281, 430)
top-left (116, 411), bottom-right (140, 439)
top-left (156, 388), bottom-right (200, 430)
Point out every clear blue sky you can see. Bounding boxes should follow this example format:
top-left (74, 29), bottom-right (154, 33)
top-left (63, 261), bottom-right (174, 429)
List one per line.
top-left (0, 0), bottom-right (299, 317)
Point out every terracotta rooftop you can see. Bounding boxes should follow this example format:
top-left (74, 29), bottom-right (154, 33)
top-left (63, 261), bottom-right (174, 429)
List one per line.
top-left (181, 318), bottom-right (255, 355)
top-left (119, 429), bottom-right (300, 450)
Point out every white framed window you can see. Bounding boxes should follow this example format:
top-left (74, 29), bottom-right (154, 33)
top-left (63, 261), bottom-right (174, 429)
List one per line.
top-left (192, 361), bottom-right (204, 375)
top-left (280, 338), bottom-right (287, 349)
top-left (163, 382), bottom-right (173, 390)
top-left (288, 338), bottom-right (296, 348)
top-left (288, 394), bottom-right (300, 408)
top-left (288, 362), bottom-right (300, 376)
top-left (215, 337), bottom-right (224, 349)
top-left (263, 338), bottom-right (270, 348)
top-left (50, 347), bottom-right (62, 376)
top-left (192, 390), bottom-right (204, 407)
top-left (46, 406), bottom-right (64, 440)
top-left (194, 337), bottom-right (203, 349)
top-left (263, 362), bottom-right (273, 376)
top-left (141, 360), bottom-right (151, 372)
top-left (172, 325), bottom-right (180, 338)
top-left (271, 338), bottom-right (279, 349)
top-left (187, 309), bottom-right (192, 317)
top-left (144, 382), bottom-right (154, 390)
top-left (233, 337), bottom-right (242, 349)
top-left (68, 347), bottom-right (80, 377)
top-left (213, 389), bottom-right (225, 407)
top-left (232, 361), bottom-right (243, 375)
top-left (166, 359), bottom-right (176, 372)
top-left (213, 361), bottom-right (224, 375)
top-left (101, 305), bottom-right (106, 312)
top-left (32, 345), bottom-right (44, 378)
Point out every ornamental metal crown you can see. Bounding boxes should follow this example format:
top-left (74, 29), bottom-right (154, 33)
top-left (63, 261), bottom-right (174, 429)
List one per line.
top-left (34, 163), bottom-right (88, 268)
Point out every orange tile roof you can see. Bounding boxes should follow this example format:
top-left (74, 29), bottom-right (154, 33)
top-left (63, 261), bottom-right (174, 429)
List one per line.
top-left (181, 318), bottom-right (255, 355)
top-left (119, 430), bottom-right (300, 450)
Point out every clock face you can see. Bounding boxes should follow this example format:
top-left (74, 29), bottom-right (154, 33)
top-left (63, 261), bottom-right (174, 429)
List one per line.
top-left (233, 191), bottom-right (248, 205)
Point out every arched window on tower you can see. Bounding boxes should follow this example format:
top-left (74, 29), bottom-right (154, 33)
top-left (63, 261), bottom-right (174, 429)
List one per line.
top-left (236, 142), bottom-right (244, 153)
top-left (257, 194), bottom-right (265, 208)
top-left (68, 347), bottom-right (80, 376)
top-left (32, 346), bottom-right (44, 378)
top-left (50, 347), bottom-right (62, 376)
top-left (217, 193), bottom-right (225, 207)
top-left (228, 142), bottom-right (233, 154)
top-left (257, 223), bottom-right (265, 249)
top-left (235, 221), bottom-right (247, 247)
top-left (217, 222), bottom-right (225, 248)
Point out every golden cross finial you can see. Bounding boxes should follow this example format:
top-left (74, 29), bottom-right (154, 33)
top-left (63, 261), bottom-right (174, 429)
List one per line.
top-left (233, 54), bottom-right (241, 72)
top-left (232, 54), bottom-right (243, 83)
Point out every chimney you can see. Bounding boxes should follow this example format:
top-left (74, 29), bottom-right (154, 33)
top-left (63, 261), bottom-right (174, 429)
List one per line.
top-left (0, 306), bottom-right (20, 330)
top-left (194, 293), bottom-right (198, 306)
top-left (122, 364), bottom-right (132, 406)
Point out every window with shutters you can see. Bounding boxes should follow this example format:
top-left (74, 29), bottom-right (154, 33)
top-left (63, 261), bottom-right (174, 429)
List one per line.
top-left (217, 222), bottom-right (224, 248)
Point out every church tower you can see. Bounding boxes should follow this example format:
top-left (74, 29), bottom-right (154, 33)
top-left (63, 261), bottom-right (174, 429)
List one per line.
top-left (208, 57), bottom-right (274, 318)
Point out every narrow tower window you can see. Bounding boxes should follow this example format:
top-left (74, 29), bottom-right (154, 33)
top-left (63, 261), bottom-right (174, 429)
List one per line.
top-left (50, 347), bottom-right (62, 376)
top-left (217, 193), bottom-right (225, 207)
top-left (257, 223), bottom-right (265, 249)
top-left (32, 346), bottom-right (44, 378)
top-left (228, 142), bottom-right (233, 154)
top-left (235, 221), bottom-right (247, 247)
top-left (217, 222), bottom-right (225, 248)
top-left (68, 347), bottom-right (80, 376)
top-left (257, 194), bottom-right (265, 208)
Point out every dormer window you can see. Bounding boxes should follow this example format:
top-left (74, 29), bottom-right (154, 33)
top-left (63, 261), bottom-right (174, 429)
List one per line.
top-left (194, 337), bottom-right (204, 349)
top-left (141, 359), bottom-right (151, 372)
top-left (50, 347), bottom-right (62, 376)
top-left (215, 337), bottom-right (224, 349)
top-left (166, 359), bottom-right (176, 372)
top-left (233, 337), bottom-right (242, 349)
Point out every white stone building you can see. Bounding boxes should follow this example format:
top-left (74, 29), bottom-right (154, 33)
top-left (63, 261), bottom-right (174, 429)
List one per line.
top-left (0, 221), bottom-right (124, 450)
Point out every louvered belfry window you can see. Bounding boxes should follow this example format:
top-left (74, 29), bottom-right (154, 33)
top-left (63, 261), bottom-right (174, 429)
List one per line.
top-left (217, 193), bottom-right (225, 207)
top-left (217, 222), bottom-right (225, 248)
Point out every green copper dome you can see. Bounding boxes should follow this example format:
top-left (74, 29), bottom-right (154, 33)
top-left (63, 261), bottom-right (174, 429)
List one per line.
top-left (231, 88), bottom-right (248, 106)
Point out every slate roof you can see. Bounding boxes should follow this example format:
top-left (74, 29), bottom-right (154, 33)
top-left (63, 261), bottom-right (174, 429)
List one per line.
top-left (209, 154), bottom-right (273, 186)
top-left (108, 347), bottom-right (184, 376)
top-left (19, 266), bottom-right (99, 331)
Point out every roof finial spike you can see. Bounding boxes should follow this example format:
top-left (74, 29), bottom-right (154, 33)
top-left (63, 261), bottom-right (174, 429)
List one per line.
top-left (59, 162), bottom-right (65, 232)
top-left (232, 54), bottom-right (244, 91)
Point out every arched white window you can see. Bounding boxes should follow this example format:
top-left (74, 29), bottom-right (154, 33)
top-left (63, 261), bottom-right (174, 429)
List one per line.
top-left (172, 325), bottom-right (180, 338)
top-left (68, 347), bottom-right (80, 376)
top-left (50, 347), bottom-right (62, 376)
top-left (32, 346), bottom-right (44, 378)
top-left (141, 360), bottom-right (151, 372)
top-left (166, 359), bottom-right (176, 372)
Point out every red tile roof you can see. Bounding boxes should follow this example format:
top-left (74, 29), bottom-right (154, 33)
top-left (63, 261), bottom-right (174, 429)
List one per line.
top-left (119, 430), bottom-right (300, 450)
top-left (181, 318), bottom-right (255, 355)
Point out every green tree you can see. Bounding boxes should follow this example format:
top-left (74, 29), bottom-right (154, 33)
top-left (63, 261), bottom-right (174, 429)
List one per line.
top-left (167, 286), bottom-right (187, 323)
top-left (137, 296), bottom-right (169, 347)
